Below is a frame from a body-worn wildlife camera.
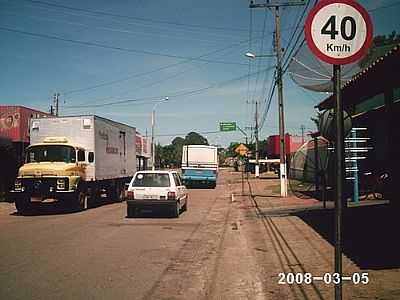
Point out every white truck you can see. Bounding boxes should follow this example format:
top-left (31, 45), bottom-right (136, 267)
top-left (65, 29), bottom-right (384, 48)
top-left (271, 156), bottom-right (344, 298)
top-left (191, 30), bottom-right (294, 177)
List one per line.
top-left (181, 145), bottom-right (218, 188)
top-left (12, 115), bottom-right (136, 213)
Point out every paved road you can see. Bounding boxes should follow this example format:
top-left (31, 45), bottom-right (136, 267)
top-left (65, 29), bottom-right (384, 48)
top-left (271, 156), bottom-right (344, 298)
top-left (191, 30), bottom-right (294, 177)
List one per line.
top-left (2, 169), bottom-right (397, 300)
top-left (0, 170), bottom-right (247, 300)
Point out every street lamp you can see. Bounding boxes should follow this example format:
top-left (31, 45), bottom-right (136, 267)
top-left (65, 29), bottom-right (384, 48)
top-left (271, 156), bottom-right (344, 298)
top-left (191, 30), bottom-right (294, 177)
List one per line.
top-left (151, 97), bottom-right (168, 170)
top-left (245, 52), bottom-right (274, 179)
top-left (245, 52), bottom-right (275, 58)
top-left (245, 49), bottom-right (288, 196)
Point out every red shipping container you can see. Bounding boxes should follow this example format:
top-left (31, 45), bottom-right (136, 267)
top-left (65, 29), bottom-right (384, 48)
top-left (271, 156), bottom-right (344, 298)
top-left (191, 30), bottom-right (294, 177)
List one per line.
top-left (267, 134), bottom-right (307, 157)
top-left (0, 106), bottom-right (51, 143)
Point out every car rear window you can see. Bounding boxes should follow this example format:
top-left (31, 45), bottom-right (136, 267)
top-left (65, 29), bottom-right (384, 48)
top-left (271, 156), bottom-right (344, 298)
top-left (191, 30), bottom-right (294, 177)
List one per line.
top-left (132, 173), bottom-right (171, 187)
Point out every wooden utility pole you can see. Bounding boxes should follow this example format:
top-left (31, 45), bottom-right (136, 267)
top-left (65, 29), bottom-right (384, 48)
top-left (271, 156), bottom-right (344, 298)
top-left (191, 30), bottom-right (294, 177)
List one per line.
top-left (249, 0), bottom-right (305, 196)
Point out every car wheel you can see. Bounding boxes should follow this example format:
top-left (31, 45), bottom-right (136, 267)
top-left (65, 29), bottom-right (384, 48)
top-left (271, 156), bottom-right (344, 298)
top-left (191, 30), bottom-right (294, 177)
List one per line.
top-left (172, 201), bottom-right (180, 218)
top-left (182, 197), bottom-right (188, 212)
top-left (127, 204), bottom-right (136, 218)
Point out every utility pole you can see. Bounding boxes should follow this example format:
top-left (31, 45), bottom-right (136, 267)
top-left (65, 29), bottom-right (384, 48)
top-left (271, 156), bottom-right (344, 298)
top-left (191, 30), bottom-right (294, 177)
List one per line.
top-left (301, 124), bottom-right (305, 143)
top-left (53, 93), bottom-right (60, 117)
top-left (255, 99), bottom-right (260, 178)
top-left (249, 0), bottom-right (304, 197)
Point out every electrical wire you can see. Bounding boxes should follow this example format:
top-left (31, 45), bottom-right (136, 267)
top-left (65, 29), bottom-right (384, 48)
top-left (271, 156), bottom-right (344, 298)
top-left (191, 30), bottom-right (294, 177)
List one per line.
top-left (0, 26), bottom-right (247, 66)
top-left (63, 65), bottom-right (277, 109)
top-left (22, 0), bottom-right (255, 33)
top-left (61, 38), bottom-right (252, 97)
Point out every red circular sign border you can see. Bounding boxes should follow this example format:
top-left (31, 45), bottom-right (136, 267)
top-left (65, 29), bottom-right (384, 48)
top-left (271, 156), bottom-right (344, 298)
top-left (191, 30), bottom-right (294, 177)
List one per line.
top-left (304, 0), bottom-right (373, 65)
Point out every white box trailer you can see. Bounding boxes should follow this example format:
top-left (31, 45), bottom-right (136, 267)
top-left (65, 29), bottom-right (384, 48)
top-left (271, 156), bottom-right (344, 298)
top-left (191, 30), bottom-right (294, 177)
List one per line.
top-left (30, 115), bottom-right (136, 180)
top-left (12, 115), bottom-right (136, 213)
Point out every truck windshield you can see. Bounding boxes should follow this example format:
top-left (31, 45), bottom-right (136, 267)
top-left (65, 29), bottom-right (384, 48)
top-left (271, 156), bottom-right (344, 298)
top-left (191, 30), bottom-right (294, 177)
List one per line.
top-left (132, 173), bottom-right (171, 187)
top-left (26, 145), bottom-right (76, 163)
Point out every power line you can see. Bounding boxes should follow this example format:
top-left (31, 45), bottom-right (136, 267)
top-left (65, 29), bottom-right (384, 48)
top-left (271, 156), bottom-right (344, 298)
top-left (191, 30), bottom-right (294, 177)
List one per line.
top-left (0, 26), bottom-right (247, 66)
top-left (369, 1), bottom-right (400, 12)
top-left (60, 40), bottom-right (251, 99)
top-left (0, 11), bottom-right (241, 44)
top-left (62, 65), bottom-right (276, 109)
top-left (22, 0), bottom-right (256, 33)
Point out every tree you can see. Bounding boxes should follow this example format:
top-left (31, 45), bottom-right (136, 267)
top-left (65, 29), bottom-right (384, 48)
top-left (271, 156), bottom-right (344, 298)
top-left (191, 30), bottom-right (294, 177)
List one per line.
top-left (184, 132), bottom-right (208, 145)
top-left (154, 132), bottom-right (209, 168)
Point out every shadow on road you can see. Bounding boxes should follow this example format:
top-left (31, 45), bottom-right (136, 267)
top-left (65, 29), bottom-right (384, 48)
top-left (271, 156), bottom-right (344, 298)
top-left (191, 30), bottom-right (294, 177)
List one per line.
top-left (126, 209), bottom-right (183, 219)
top-left (10, 198), bottom-right (122, 216)
top-left (294, 204), bottom-right (400, 270)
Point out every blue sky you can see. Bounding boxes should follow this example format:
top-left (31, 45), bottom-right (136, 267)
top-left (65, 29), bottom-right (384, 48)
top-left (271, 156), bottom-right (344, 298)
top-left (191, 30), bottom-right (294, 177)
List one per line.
top-left (1, 0), bottom-right (399, 147)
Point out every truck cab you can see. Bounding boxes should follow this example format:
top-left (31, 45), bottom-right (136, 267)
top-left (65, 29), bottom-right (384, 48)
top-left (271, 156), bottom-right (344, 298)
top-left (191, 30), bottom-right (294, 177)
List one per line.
top-left (12, 137), bottom-right (94, 213)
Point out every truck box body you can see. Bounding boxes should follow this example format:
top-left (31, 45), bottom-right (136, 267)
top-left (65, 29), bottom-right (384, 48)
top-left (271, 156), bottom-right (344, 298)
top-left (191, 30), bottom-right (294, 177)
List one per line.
top-left (30, 115), bottom-right (136, 181)
top-left (181, 145), bottom-right (218, 188)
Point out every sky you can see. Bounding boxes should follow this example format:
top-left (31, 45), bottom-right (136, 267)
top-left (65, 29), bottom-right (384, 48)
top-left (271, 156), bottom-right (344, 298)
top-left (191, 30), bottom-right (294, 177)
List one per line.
top-left (1, 0), bottom-right (399, 147)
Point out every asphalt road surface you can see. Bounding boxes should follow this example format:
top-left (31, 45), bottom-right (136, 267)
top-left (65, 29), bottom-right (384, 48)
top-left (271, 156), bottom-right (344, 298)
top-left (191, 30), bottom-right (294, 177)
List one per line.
top-left (0, 169), bottom-right (260, 300)
top-left (2, 169), bottom-right (399, 299)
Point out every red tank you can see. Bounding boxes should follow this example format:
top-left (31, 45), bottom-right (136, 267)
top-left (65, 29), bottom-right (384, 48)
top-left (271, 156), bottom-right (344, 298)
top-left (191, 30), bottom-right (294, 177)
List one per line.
top-left (267, 134), bottom-right (306, 157)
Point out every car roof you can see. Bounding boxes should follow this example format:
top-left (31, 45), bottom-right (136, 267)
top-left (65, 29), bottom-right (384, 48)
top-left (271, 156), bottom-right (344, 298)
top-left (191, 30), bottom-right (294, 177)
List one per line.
top-left (135, 170), bottom-right (177, 174)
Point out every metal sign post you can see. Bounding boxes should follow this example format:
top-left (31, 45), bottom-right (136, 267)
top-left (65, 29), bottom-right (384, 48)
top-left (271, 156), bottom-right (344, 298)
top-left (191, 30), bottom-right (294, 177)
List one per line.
top-left (333, 64), bottom-right (344, 299)
top-left (305, 1), bottom-right (373, 299)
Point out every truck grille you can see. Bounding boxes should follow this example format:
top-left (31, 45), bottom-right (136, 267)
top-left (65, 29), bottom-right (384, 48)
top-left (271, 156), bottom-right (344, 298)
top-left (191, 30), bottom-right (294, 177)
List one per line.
top-left (22, 178), bottom-right (69, 195)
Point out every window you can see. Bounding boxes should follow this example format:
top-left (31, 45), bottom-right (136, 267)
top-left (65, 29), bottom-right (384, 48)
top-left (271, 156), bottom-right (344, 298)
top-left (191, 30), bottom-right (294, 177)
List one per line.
top-left (133, 173), bottom-right (171, 187)
top-left (26, 145), bottom-right (76, 163)
top-left (83, 118), bottom-right (91, 129)
top-left (77, 150), bottom-right (85, 162)
top-left (173, 173), bottom-right (181, 186)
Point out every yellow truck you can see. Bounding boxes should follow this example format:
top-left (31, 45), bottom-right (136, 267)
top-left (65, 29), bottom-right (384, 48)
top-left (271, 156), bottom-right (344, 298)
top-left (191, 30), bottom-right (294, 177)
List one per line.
top-left (12, 115), bottom-right (136, 214)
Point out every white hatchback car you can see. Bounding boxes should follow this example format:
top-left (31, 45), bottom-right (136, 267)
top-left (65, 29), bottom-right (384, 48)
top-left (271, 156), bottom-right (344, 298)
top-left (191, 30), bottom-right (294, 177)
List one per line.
top-left (126, 170), bottom-right (188, 218)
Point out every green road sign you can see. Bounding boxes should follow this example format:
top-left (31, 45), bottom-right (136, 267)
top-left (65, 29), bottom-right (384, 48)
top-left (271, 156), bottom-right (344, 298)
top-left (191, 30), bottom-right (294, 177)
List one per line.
top-left (219, 122), bottom-right (236, 132)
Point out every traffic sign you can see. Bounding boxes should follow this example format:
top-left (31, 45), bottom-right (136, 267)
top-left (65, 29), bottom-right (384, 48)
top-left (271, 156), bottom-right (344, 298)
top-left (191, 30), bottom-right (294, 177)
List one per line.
top-left (219, 122), bottom-right (236, 132)
top-left (235, 144), bottom-right (249, 156)
top-left (305, 0), bottom-right (373, 65)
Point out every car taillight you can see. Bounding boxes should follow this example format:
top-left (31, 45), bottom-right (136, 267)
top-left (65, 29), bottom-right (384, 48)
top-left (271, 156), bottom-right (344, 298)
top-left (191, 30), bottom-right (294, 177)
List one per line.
top-left (167, 191), bottom-right (176, 200)
top-left (127, 191), bottom-right (135, 199)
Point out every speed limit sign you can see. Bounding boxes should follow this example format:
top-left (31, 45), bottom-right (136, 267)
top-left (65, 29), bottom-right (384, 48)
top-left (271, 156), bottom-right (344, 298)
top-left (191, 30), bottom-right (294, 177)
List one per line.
top-left (305, 0), bottom-right (373, 65)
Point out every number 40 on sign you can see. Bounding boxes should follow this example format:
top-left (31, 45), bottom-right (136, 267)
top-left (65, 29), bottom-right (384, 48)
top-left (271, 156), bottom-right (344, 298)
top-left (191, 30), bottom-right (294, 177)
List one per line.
top-left (305, 0), bottom-right (373, 65)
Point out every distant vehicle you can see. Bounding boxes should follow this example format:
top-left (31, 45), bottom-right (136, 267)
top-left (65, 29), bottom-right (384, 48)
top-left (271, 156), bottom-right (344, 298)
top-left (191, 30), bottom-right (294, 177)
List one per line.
top-left (126, 170), bottom-right (188, 218)
top-left (11, 115), bottom-right (136, 214)
top-left (181, 145), bottom-right (218, 188)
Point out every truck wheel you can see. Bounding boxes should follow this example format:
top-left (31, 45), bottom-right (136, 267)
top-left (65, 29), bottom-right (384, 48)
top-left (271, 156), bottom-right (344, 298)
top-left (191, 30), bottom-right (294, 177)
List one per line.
top-left (15, 197), bottom-right (33, 215)
top-left (75, 188), bottom-right (88, 211)
top-left (115, 183), bottom-right (125, 202)
top-left (171, 201), bottom-right (180, 218)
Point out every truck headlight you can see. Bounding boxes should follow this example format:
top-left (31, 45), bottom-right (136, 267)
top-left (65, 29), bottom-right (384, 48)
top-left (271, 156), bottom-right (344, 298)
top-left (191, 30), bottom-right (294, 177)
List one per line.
top-left (57, 178), bottom-right (66, 190)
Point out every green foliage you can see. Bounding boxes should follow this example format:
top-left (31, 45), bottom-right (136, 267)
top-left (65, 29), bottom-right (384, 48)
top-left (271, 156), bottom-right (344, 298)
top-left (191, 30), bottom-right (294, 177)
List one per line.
top-left (155, 132), bottom-right (209, 168)
top-left (184, 132), bottom-right (208, 145)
